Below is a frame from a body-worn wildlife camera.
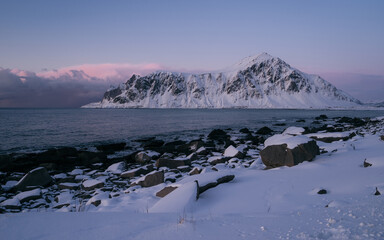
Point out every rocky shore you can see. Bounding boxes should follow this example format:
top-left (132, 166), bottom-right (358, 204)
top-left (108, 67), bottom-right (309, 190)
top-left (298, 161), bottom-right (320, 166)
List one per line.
top-left (1, 115), bottom-right (383, 213)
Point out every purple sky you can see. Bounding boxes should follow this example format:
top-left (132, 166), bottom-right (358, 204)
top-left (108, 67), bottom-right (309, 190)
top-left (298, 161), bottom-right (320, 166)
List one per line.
top-left (0, 0), bottom-right (383, 107)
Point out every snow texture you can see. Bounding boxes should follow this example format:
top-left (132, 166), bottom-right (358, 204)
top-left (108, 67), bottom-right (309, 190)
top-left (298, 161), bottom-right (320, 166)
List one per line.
top-left (223, 145), bottom-right (240, 157)
top-left (149, 181), bottom-right (198, 213)
top-left (106, 161), bottom-right (125, 174)
top-left (1, 121), bottom-right (384, 240)
top-left (264, 134), bottom-right (312, 149)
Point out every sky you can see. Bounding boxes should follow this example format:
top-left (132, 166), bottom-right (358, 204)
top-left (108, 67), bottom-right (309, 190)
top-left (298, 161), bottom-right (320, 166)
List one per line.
top-left (0, 0), bottom-right (383, 107)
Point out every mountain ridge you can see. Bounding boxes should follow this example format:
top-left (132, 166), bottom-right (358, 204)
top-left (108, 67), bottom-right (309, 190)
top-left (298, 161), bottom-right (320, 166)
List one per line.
top-left (82, 53), bottom-right (362, 109)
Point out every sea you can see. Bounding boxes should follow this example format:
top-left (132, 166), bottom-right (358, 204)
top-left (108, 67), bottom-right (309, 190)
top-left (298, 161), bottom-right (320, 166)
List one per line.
top-left (1, 108), bottom-right (383, 154)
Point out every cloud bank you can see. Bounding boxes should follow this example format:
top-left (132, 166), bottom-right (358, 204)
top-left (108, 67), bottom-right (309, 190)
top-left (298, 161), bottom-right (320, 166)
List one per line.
top-left (0, 63), bottom-right (162, 108)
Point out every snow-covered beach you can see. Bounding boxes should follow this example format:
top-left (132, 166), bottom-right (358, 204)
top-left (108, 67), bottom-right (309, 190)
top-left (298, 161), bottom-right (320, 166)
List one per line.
top-left (1, 114), bottom-right (384, 239)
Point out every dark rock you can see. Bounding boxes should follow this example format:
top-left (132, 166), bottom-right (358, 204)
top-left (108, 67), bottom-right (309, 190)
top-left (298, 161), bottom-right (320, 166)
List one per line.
top-left (208, 129), bottom-right (229, 141)
top-left (239, 128), bottom-right (251, 134)
top-left (363, 159), bottom-right (372, 168)
top-left (58, 182), bottom-right (80, 190)
top-left (208, 156), bottom-right (229, 165)
top-left (315, 114), bottom-right (328, 120)
top-left (156, 158), bottom-right (191, 169)
top-left (317, 189), bottom-right (327, 194)
top-left (91, 199), bottom-right (102, 207)
top-left (133, 137), bottom-right (156, 143)
top-left (189, 140), bottom-right (205, 151)
top-left (273, 123), bottom-right (286, 126)
top-left (0, 154), bottom-right (38, 173)
top-left (380, 135), bottom-right (384, 141)
top-left (310, 132), bottom-right (356, 143)
top-left (217, 175), bottom-right (235, 184)
top-left (120, 164), bottom-right (154, 178)
top-left (15, 167), bottom-right (53, 191)
top-left (0, 155), bottom-right (13, 172)
top-left (96, 142), bottom-right (126, 153)
top-left (337, 117), bottom-right (365, 127)
top-left (133, 171), bottom-right (164, 187)
top-left (159, 140), bottom-right (188, 154)
top-left (296, 119), bottom-right (306, 123)
top-left (244, 134), bottom-right (264, 145)
top-left (143, 139), bottom-right (164, 149)
top-left (260, 140), bottom-right (320, 168)
top-left (199, 175), bottom-right (235, 194)
top-left (374, 187), bottom-right (381, 196)
top-left (156, 186), bottom-right (178, 198)
top-left (135, 152), bottom-right (152, 164)
top-left (164, 140), bottom-right (186, 148)
top-left (78, 151), bottom-right (107, 167)
top-left (53, 203), bottom-right (70, 209)
top-left (196, 147), bottom-right (209, 155)
top-left (256, 126), bottom-right (273, 135)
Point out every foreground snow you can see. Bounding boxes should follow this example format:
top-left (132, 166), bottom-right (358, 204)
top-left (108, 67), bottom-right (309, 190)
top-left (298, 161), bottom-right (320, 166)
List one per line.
top-left (1, 133), bottom-right (384, 239)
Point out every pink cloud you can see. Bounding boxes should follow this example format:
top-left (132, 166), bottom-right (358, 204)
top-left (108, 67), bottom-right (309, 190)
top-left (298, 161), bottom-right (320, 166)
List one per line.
top-left (36, 63), bottom-right (163, 83)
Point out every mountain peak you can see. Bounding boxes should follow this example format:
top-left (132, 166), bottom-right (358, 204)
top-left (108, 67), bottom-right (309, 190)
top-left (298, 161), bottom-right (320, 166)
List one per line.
top-left (83, 53), bottom-right (362, 109)
top-left (225, 52), bottom-right (278, 72)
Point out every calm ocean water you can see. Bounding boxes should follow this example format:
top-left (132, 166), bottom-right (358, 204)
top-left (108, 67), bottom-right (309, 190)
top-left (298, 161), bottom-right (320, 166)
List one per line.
top-left (1, 108), bottom-right (383, 154)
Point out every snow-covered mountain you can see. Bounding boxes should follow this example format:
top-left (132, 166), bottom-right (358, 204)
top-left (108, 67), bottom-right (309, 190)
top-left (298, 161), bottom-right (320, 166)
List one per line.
top-left (82, 53), bottom-right (361, 109)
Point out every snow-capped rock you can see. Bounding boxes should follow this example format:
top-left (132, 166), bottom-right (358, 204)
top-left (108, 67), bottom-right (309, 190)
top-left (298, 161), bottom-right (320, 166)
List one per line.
top-left (83, 53), bottom-right (361, 109)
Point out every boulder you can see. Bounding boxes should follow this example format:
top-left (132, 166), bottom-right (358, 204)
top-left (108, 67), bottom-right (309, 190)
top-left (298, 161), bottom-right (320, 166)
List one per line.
top-left (77, 151), bottom-right (107, 166)
top-left (15, 167), bottom-right (53, 191)
top-left (0, 198), bottom-right (21, 210)
top-left (156, 157), bottom-right (191, 169)
top-left (223, 145), bottom-right (245, 159)
top-left (260, 140), bottom-right (320, 168)
top-left (315, 114), bottom-right (328, 120)
top-left (196, 147), bottom-right (209, 155)
top-left (156, 186), bottom-right (178, 198)
top-left (161, 140), bottom-right (188, 153)
top-left (207, 129), bottom-right (231, 146)
top-left (199, 175), bottom-right (235, 194)
top-left (132, 171), bottom-right (164, 188)
top-left (380, 135), bottom-right (384, 141)
top-left (58, 182), bottom-right (80, 190)
top-left (143, 139), bottom-right (164, 149)
top-left (189, 140), bottom-right (205, 151)
top-left (337, 117), bottom-right (366, 127)
top-left (15, 188), bottom-right (42, 203)
top-left (120, 164), bottom-right (154, 178)
top-left (317, 189), bottom-right (327, 194)
top-left (244, 134), bottom-right (264, 145)
top-left (188, 167), bottom-right (201, 176)
top-left (106, 161), bottom-right (125, 174)
top-left (96, 142), bottom-right (126, 153)
top-left (239, 128), bottom-right (251, 134)
top-left (208, 156), bottom-right (228, 165)
top-left (82, 179), bottom-right (104, 191)
top-left (208, 129), bottom-right (228, 140)
top-left (256, 126), bottom-right (273, 135)
top-left (135, 152), bottom-right (152, 164)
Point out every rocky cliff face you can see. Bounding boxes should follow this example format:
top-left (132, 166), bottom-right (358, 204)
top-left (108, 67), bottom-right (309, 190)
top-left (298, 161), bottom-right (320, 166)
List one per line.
top-left (83, 53), bottom-right (361, 108)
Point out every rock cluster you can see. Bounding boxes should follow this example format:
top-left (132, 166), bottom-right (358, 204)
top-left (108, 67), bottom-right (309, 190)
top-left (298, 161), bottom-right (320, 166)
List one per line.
top-left (0, 115), bottom-right (378, 213)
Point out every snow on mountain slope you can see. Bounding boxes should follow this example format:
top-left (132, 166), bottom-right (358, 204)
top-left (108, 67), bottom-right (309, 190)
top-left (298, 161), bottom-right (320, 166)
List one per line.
top-left (82, 53), bottom-right (362, 109)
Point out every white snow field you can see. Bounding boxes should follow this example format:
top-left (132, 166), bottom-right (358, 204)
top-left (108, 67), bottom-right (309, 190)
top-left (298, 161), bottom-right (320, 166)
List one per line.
top-left (1, 132), bottom-right (384, 239)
